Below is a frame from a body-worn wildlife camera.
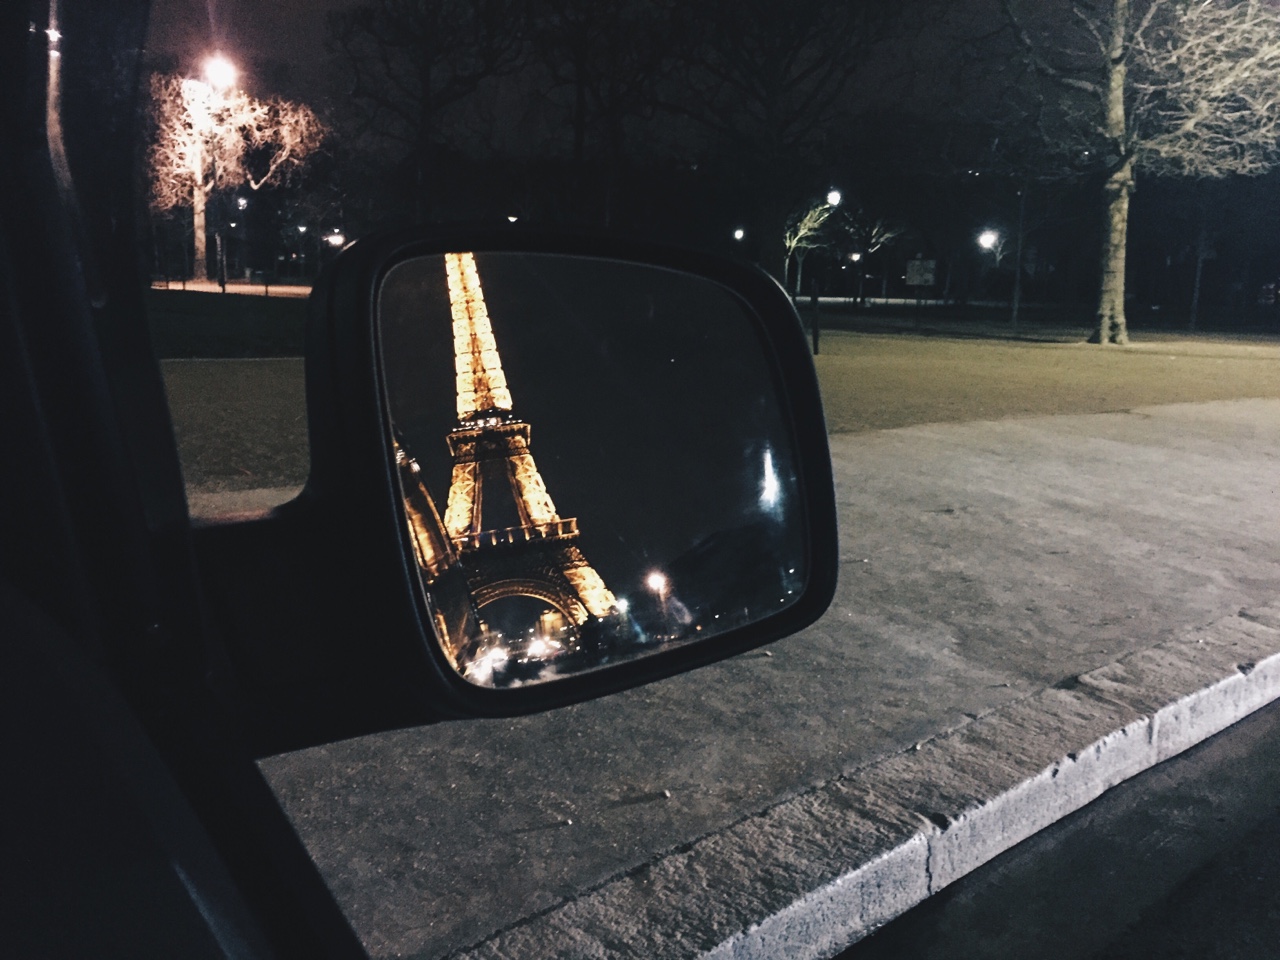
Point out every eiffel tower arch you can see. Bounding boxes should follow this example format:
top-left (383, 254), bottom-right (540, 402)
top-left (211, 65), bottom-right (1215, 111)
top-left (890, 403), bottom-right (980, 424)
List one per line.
top-left (439, 252), bottom-right (618, 644)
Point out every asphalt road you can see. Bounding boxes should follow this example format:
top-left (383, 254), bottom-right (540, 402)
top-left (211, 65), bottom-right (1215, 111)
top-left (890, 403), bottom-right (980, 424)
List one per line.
top-left (836, 697), bottom-right (1280, 960)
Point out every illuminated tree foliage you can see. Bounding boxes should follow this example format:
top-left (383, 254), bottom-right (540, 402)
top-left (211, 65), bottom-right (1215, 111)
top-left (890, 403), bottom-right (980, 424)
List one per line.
top-left (783, 202), bottom-right (838, 294)
top-left (1002, 0), bottom-right (1280, 344)
top-left (148, 74), bottom-right (326, 279)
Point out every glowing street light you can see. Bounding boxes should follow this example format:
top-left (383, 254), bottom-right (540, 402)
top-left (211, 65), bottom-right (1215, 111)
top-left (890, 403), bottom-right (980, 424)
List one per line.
top-left (826, 189), bottom-right (843, 207)
top-left (849, 252), bottom-right (862, 262)
top-left (733, 228), bottom-right (745, 241)
top-left (324, 230), bottom-right (346, 247)
top-left (203, 53), bottom-right (237, 92)
top-left (977, 228), bottom-right (1007, 269)
top-left (646, 571), bottom-right (670, 622)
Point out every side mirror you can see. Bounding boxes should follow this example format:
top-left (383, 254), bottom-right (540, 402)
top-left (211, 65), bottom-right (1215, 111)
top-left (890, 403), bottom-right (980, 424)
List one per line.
top-left (307, 230), bottom-right (836, 717)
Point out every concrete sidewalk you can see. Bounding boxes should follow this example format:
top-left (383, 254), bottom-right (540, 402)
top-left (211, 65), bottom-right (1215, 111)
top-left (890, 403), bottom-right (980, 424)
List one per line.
top-left (260, 399), bottom-right (1280, 960)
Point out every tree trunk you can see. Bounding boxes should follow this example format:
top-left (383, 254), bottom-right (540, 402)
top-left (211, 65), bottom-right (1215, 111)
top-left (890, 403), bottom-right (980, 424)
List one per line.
top-left (1012, 184), bottom-right (1027, 333)
top-left (1094, 0), bottom-right (1131, 345)
top-left (1189, 218), bottom-right (1208, 331)
top-left (757, 196), bottom-right (790, 287)
top-left (573, 67), bottom-right (587, 169)
top-left (192, 186), bottom-right (208, 281)
top-left (1096, 160), bottom-right (1133, 344)
top-left (415, 87), bottom-right (436, 223)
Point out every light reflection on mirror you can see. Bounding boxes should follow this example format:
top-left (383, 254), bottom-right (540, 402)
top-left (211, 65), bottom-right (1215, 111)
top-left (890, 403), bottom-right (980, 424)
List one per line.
top-left (379, 252), bottom-right (806, 688)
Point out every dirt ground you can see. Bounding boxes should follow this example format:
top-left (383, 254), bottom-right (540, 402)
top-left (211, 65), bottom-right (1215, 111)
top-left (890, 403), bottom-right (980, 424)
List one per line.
top-left (161, 330), bottom-right (1280, 494)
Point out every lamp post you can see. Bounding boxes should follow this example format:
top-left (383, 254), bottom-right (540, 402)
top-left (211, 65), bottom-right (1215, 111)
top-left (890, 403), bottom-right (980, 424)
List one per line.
top-left (850, 251), bottom-right (866, 306)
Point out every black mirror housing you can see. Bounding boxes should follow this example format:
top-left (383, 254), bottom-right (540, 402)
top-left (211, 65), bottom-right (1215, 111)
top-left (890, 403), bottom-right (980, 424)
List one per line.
top-left (301, 228), bottom-right (837, 719)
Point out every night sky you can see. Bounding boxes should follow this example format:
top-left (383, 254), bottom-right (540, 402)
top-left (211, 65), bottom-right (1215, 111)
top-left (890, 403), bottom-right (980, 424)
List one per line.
top-left (146, 0), bottom-right (351, 92)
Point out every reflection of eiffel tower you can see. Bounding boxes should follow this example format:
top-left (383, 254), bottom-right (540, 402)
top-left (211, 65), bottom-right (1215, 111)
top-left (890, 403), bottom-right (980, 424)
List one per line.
top-left (440, 252), bottom-right (617, 629)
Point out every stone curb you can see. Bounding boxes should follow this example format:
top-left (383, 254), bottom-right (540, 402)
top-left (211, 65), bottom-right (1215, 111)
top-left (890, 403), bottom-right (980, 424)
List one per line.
top-left (448, 605), bottom-right (1280, 960)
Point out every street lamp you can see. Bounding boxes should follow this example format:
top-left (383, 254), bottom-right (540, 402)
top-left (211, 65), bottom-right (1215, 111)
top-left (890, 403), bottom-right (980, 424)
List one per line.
top-left (733, 228), bottom-right (745, 241)
top-left (646, 571), bottom-right (670, 623)
top-left (203, 53), bottom-right (237, 92)
top-left (977, 229), bottom-right (1007, 269)
top-left (826, 189), bottom-right (843, 207)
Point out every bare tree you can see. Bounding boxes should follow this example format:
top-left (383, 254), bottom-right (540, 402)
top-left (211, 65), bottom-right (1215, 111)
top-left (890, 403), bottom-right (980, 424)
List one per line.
top-left (664, 0), bottom-right (897, 281)
top-left (1003, 0), bottom-right (1280, 344)
top-left (842, 210), bottom-right (904, 306)
top-left (148, 74), bottom-right (326, 279)
top-left (526, 0), bottom-right (670, 225)
top-left (833, 206), bottom-right (904, 260)
top-left (329, 0), bottom-right (526, 222)
top-left (782, 192), bottom-right (906, 296)
top-left (783, 201), bottom-right (838, 294)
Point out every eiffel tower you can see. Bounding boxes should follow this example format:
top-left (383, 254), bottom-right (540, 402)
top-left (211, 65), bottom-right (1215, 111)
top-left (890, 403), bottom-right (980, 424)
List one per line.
top-left (439, 252), bottom-right (618, 640)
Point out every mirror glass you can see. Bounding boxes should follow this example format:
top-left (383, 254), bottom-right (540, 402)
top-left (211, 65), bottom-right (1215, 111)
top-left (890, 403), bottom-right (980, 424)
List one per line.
top-left (379, 252), bottom-right (807, 688)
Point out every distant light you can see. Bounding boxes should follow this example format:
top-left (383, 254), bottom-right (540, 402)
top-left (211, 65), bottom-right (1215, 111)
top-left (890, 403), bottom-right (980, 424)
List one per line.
top-left (615, 598), bottom-right (629, 614)
top-left (849, 252), bottom-right (862, 262)
top-left (978, 229), bottom-right (999, 250)
top-left (733, 228), bottom-right (745, 241)
top-left (826, 189), bottom-right (842, 207)
top-left (507, 215), bottom-right (518, 223)
top-left (297, 225), bottom-right (307, 234)
top-left (203, 54), bottom-right (237, 92)
top-left (324, 232), bottom-right (345, 247)
top-left (228, 221), bottom-right (237, 228)
top-left (646, 572), bottom-right (668, 594)
top-left (46, 28), bottom-right (61, 42)
top-left (236, 197), bottom-right (248, 210)
top-left (760, 448), bottom-right (780, 510)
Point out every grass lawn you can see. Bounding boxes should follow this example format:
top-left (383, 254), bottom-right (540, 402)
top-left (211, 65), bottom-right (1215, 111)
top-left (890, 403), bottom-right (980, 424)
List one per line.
top-left (147, 289), bottom-right (307, 358)
top-left (161, 327), bottom-right (1280, 497)
top-left (814, 331), bottom-right (1280, 434)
